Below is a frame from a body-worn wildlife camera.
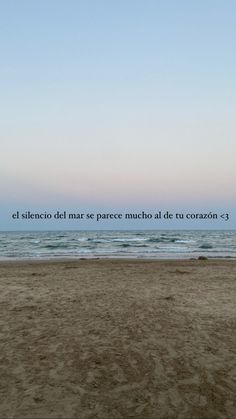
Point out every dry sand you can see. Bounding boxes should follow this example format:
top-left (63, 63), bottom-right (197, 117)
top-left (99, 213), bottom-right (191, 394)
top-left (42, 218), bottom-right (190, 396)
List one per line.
top-left (0, 259), bottom-right (235, 419)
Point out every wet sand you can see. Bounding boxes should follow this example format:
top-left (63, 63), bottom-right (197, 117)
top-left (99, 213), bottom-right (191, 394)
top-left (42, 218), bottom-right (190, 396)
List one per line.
top-left (0, 259), bottom-right (235, 419)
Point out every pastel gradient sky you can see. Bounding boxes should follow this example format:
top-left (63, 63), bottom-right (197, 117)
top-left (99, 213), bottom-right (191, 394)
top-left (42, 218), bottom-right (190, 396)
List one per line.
top-left (1, 0), bottom-right (236, 229)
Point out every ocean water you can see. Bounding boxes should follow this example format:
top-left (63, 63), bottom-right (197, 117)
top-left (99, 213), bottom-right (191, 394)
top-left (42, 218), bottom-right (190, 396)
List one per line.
top-left (0, 230), bottom-right (235, 260)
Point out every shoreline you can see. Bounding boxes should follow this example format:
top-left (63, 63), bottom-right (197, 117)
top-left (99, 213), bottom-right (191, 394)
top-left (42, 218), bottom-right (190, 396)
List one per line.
top-left (0, 255), bottom-right (236, 264)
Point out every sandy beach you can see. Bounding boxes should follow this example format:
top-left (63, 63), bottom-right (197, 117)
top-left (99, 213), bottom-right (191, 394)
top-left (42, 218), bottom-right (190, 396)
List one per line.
top-left (0, 259), bottom-right (235, 419)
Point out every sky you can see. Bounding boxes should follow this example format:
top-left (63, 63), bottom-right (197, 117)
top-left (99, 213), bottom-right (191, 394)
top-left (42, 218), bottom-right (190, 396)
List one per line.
top-left (0, 0), bottom-right (236, 230)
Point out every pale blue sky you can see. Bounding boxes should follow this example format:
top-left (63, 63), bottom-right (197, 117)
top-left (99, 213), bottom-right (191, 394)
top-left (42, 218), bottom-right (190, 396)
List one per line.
top-left (0, 0), bottom-right (235, 229)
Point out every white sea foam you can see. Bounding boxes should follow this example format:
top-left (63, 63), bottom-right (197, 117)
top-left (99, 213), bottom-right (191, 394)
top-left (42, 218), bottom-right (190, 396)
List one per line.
top-left (0, 230), bottom-right (235, 260)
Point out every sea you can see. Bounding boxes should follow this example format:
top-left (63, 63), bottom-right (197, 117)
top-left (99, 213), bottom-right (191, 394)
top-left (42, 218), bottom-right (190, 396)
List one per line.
top-left (0, 230), bottom-right (235, 260)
